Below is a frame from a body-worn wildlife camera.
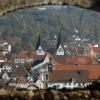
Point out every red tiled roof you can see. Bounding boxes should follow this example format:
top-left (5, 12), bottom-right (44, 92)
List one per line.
top-left (15, 51), bottom-right (47, 61)
top-left (52, 55), bottom-right (92, 65)
top-left (0, 52), bottom-right (3, 56)
top-left (0, 52), bottom-right (4, 60)
top-left (52, 64), bottom-right (100, 80)
top-left (64, 47), bottom-right (84, 52)
top-left (4, 60), bottom-right (12, 65)
top-left (92, 47), bottom-right (100, 52)
top-left (50, 55), bottom-right (100, 80)
top-left (88, 43), bottom-right (93, 49)
top-left (48, 70), bottom-right (89, 83)
top-left (17, 51), bottom-right (28, 58)
top-left (0, 56), bottom-right (4, 60)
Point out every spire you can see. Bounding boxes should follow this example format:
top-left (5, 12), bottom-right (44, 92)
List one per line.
top-left (36, 34), bottom-right (45, 55)
top-left (36, 34), bottom-right (41, 50)
top-left (56, 32), bottom-right (61, 49)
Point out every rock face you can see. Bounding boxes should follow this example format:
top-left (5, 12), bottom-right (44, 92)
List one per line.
top-left (0, 0), bottom-right (100, 16)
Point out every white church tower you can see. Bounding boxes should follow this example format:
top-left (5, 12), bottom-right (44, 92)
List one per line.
top-left (36, 35), bottom-right (45, 55)
top-left (56, 33), bottom-right (64, 55)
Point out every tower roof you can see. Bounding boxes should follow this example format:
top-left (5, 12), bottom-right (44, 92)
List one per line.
top-left (56, 32), bottom-right (62, 49)
top-left (36, 34), bottom-right (41, 50)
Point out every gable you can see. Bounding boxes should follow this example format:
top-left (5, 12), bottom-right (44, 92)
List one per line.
top-left (36, 46), bottom-right (45, 55)
top-left (2, 72), bottom-right (10, 80)
top-left (56, 45), bottom-right (64, 55)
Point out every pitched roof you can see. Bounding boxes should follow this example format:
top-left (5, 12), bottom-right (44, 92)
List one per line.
top-left (64, 47), bottom-right (84, 52)
top-left (48, 70), bottom-right (89, 83)
top-left (0, 53), bottom-right (4, 60)
top-left (4, 60), bottom-right (12, 65)
top-left (0, 52), bottom-right (3, 56)
top-left (92, 47), bottom-right (100, 52)
top-left (10, 66), bottom-right (25, 77)
top-left (15, 51), bottom-right (46, 60)
top-left (52, 55), bottom-right (92, 65)
top-left (0, 70), bottom-right (10, 79)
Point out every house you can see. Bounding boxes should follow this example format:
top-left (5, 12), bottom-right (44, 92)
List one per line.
top-left (35, 76), bottom-right (44, 89)
top-left (16, 74), bottom-right (34, 89)
top-left (14, 51), bottom-right (30, 64)
top-left (2, 63), bottom-right (12, 72)
top-left (9, 79), bottom-right (16, 87)
top-left (14, 51), bottom-right (34, 64)
top-left (2, 44), bottom-right (11, 55)
top-left (35, 54), bottom-right (100, 89)
top-left (14, 50), bottom-right (46, 64)
top-left (8, 65), bottom-right (35, 89)
top-left (9, 74), bottom-right (34, 89)
top-left (0, 40), bottom-right (11, 55)
top-left (0, 71), bottom-right (10, 81)
top-left (88, 43), bottom-right (100, 58)
top-left (64, 47), bottom-right (84, 56)
top-left (47, 70), bottom-right (90, 89)
top-left (0, 53), bottom-right (5, 63)
top-left (31, 55), bottom-right (49, 84)
top-left (9, 65), bottom-right (26, 81)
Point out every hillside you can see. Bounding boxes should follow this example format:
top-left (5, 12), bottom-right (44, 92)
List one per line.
top-left (0, 6), bottom-right (100, 52)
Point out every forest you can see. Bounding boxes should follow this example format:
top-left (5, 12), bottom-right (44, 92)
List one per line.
top-left (0, 6), bottom-right (100, 52)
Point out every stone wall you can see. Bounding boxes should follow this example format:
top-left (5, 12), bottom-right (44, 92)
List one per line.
top-left (0, 0), bottom-right (100, 16)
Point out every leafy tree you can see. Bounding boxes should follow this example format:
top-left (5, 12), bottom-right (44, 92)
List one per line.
top-left (5, 53), bottom-right (12, 60)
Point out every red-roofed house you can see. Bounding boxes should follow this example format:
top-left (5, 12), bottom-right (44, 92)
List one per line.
top-left (0, 52), bottom-right (5, 63)
top-left (14, 51), bottom-right (47, 64)
top-left (36, 54), bottom-right (100, 89)
top-left (88, 43), bottom-right (100, 58)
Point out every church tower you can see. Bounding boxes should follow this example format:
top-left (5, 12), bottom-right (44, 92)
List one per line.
top-left (36, 35), bottom-right (45, 55)
top-left (56, 33), bottom-right (64, 55)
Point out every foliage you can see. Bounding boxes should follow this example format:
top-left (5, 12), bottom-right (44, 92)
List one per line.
top-left (5, 53), bottom-right (12, 60)
top-left (0, 6), bottom-right (100, 52)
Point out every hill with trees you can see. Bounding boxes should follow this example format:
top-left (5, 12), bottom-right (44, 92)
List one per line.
top-left (0, 6), bottom-right (100, 52)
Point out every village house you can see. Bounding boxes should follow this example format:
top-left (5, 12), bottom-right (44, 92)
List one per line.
top-left (0, 70), bottom-right (10, 81)
top-left (0, 52), bottom-right (5, 63)
top-left (88, 43), bottom-right (100, 58)
top-left (0, 40), bottom-right (11, 55)
top-left (9, 74), bottom-right (35, 89)
top-left (29, 34), bottom-right (100, 89)
top-left (36, 54), bottom-right (100, 89)
top-left (0, 34), bottom-right (100, 90)
top-left (8, 65), bottom-right (35, 89)
top-left (47, 70), bottom-right (90, 89)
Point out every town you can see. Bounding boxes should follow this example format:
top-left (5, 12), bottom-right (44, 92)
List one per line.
top-left (0, 33), bottom-right (100, 90)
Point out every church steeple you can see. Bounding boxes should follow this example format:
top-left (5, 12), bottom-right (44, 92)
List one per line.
top-left (36, 35), bottom-right (45, 55)
top-left (56, 32), bottom-right (61, 50)
top-left (56, 33), bottom-right (64, 55)
top-left (36, 34), bottom-right (41, 51)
